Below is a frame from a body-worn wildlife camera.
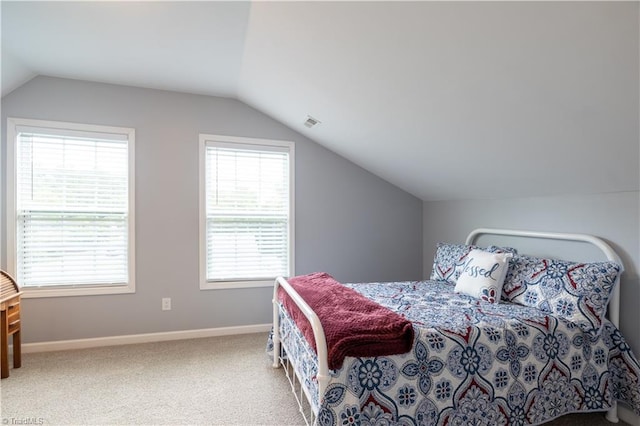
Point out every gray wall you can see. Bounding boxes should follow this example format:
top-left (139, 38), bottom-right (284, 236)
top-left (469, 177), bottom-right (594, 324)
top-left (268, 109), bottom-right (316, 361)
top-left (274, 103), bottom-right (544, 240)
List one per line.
top-left (1, 76), bottom-right (423, 343)
top-left (423, 191), bottom-right (640, 355)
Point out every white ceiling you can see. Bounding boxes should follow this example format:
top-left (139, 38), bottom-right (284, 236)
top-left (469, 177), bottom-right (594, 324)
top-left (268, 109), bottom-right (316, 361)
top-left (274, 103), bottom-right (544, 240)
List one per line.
top-left (2, 1), bottom-right (638, 201)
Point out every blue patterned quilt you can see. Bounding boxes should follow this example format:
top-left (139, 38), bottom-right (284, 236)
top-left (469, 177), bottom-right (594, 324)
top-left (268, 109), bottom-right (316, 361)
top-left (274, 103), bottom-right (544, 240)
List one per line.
top-left (269, 280), bottom-right (640, 426)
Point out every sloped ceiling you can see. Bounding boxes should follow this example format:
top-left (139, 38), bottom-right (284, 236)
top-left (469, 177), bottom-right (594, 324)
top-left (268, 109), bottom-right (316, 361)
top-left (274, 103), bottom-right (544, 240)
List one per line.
top-left (2, 1), bottom-right (638, 201)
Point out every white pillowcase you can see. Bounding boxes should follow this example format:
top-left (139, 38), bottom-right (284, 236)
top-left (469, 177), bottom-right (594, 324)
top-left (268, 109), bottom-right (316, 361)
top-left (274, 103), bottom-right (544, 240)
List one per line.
top-left (454, 249), bottom-right (512, 303)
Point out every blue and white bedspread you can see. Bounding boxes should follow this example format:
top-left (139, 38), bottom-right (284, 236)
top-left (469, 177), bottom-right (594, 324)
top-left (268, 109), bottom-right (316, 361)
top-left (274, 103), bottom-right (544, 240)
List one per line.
top-left (269, 280), bottom-right (640, 426)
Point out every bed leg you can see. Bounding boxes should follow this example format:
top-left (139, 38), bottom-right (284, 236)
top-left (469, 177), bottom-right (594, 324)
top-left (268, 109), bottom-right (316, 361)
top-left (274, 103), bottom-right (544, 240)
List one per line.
top-left (272, 279), bottom-right (281, 369)
top-left (272, 347), bottom-right (280, 369)
top-left (317, 374), bottom-right (330, 402)
top-left (272, 317), bottom-right (281, 369)
top-left (605, 403), bottom-right (619, 423)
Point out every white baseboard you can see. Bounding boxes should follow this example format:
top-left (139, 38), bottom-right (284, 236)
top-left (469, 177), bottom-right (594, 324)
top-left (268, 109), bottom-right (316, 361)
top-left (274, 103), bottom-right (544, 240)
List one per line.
top-left (15, 323), bottom-right (272, 354)
top-left (619, 405), bottom-right (640, 426)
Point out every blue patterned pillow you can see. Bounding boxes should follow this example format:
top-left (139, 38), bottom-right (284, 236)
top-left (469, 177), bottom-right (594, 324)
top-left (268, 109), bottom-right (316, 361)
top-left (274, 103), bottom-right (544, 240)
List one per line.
top-left (503, 255), bottom-right (621, 336)
top-left (430, 243), bottom-right (517, 283)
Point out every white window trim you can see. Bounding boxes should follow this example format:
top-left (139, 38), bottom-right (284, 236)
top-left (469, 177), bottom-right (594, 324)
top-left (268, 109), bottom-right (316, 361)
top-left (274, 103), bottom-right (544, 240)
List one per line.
top-left (6, 117), bottom-right (136, 298)
top-left (198, 134), bottom-right (295, 290)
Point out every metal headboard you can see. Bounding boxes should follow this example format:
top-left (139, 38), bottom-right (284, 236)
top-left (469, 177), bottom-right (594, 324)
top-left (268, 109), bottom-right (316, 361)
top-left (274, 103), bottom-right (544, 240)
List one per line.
top-left (465, 228), bottom-right (624, 330)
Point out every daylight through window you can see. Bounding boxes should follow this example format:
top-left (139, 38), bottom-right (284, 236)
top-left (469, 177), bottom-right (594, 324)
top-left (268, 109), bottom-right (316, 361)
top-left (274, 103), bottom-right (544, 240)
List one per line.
top-left (200, 135), bottom-right (294, 288)
top-left (7, 118), bottom-right (135, 295)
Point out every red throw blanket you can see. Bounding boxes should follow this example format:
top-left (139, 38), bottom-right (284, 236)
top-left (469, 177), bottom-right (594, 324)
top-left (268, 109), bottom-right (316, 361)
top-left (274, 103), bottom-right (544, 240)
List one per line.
top-left (278, 272), bottom-right (414, 370)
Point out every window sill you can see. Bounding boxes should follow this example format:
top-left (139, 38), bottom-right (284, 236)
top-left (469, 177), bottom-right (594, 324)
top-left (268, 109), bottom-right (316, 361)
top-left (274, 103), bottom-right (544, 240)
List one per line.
top-left (200, 280), bottom-right (275, 290)
top-left (21, 284), bottom-right (135, 298)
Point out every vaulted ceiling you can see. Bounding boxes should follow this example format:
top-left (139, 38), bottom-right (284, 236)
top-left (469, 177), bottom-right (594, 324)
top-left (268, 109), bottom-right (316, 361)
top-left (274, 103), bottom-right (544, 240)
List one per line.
top-left (3, 1), bottom-right (638, 201)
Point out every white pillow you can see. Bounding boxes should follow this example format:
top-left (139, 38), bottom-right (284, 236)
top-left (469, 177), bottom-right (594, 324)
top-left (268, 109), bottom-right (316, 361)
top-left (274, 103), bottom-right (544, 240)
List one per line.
top-left (454, 249), bottom-right (512, 303)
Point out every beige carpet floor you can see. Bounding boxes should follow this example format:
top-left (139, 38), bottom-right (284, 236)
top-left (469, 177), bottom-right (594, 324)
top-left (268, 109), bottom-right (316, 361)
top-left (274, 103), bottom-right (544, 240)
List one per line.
top-left (0, 332), bottom-right (630, 425)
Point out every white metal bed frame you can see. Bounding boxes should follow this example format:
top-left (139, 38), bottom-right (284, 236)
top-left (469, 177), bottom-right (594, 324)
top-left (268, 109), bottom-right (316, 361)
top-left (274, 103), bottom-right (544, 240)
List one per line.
top-left (272, 228), bottom-right (625, 425)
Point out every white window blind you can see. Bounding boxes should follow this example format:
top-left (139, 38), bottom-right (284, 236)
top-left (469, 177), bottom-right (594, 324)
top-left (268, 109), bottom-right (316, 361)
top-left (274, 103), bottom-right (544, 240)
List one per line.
top-left (14, 123), bottom-right (132, 288)
top-left (203, 140), bottom-right (292, 283)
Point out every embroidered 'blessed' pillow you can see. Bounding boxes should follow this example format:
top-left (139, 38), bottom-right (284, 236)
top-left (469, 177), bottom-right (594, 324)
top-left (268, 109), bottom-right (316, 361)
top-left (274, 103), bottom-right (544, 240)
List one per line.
top-left (454, 249), bottom-right (513, 304)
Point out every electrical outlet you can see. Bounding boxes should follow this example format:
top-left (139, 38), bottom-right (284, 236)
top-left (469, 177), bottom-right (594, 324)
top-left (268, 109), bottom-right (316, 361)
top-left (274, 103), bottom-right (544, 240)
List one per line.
top-left (162, 297), bottom-right (171, 311)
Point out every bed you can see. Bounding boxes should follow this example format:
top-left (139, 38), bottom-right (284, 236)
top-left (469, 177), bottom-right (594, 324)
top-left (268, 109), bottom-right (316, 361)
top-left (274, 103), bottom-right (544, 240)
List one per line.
top-left (268, 228), bottom-right (640, 426)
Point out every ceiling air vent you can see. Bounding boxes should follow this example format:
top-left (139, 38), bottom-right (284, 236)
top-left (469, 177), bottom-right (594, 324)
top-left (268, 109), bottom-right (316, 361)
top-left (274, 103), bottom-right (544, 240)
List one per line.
top-left (304, 116), bottom-right (320, 128)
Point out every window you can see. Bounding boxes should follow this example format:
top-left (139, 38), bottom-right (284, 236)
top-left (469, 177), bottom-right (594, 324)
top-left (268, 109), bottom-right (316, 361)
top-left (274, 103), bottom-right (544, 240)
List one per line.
top-left (6, 118), bottom-right (135, 297)
top-left (199, 134), bottom-right (294, 289)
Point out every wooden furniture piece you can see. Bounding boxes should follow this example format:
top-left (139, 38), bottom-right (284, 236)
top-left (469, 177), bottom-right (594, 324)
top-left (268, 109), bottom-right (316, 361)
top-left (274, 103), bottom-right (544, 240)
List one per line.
top-left (1, 270), bottom-right (22, 379)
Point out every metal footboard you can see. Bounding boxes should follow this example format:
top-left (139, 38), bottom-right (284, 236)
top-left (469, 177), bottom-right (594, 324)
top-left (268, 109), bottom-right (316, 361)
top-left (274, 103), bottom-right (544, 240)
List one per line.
top-left (276, 342), bottom-right (316, 425)
top-left (272, 276), bottom-right (331, 426)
